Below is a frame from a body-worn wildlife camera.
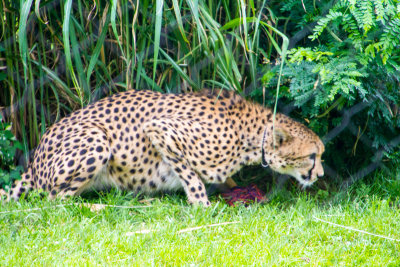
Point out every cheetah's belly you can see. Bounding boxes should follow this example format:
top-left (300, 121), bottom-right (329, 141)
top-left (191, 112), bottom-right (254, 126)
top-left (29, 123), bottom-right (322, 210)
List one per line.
top-left (85, 160), bottom-right (183, 194)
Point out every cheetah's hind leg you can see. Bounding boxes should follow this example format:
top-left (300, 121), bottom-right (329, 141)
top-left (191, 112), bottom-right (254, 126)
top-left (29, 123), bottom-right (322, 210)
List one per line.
top-left (49, 127), bottom-right (112, 200)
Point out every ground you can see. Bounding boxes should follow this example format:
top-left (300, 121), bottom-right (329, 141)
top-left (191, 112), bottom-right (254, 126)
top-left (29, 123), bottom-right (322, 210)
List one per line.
top-left (1, 183), bottom-right (399, 266)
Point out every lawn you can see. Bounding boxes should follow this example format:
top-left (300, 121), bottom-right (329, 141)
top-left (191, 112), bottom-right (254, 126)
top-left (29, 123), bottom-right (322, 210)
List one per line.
top-left (1, 179), bottom-right (400, 266)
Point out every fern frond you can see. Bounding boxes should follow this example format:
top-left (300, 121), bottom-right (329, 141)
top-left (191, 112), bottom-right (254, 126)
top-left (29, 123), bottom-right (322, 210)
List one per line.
top-left (311, 10), bottom-right (343, 41)
top-left (359, 1), bottom-right (374, 34)
top-left (378, 18), bottom-right (400, 64)
top-left (280, 0), bottom-right (302, 12)
top-left (288, 47), bottom-right (333, 63)
top-left (373, 0), bottom-right (386, 24)
top-left (342, 14), bottom-right (363, 49)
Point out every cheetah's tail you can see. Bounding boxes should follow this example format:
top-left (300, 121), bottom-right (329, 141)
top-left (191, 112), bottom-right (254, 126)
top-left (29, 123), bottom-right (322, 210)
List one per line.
top-left (1, 168), bottom-right (34, 202)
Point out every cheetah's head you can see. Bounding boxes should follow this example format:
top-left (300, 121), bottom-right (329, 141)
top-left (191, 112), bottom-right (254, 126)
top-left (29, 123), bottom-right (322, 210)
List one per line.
top-left (261, 119), bottom-right (325, 187)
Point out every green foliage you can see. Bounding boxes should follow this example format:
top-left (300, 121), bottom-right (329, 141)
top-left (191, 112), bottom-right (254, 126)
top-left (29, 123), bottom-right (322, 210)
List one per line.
top-left (287, 49), bottom-right (368, 108)
top-left (310, 0), bottom-right (400, 65)
top-left (0, 114), bottom-right (23, 190)
top-left (284, 0), bottom-right (400, 115)
top-left (284, 0), bottom-right (400, 107)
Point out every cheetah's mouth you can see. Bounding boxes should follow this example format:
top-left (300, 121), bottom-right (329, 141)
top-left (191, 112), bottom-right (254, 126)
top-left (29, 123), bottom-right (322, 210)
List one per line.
top-left (299, 177), bottom-right (318, 188)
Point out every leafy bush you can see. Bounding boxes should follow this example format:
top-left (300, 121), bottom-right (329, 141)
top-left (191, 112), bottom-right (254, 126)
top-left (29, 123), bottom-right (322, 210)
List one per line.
top-left (0, 113), bottom-right (23, 190)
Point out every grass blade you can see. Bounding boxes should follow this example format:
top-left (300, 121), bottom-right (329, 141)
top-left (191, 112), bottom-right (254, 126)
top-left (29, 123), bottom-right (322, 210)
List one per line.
top-left (63, 0), bottom-right (82, 106)
top-left (70, 19), bottom-right (90, 103)
top-left (172, 0), bottom-right (189, 43)
top-left (86, 10), bottom-right (110, 85)
top-left (238, 0), bottom-right (248, 51)
top-left (159, 48), bottom-right (198, 90)
top-left (153, 0), bottom-right (164, 84)
top-left (31, 60), bottom-right (81, 104)
top-left (18, 0), bottom-right (34, 84)
top-left (186, 0), bottom-right (207, 43)
top-left (110, 0), bottom-right (126, 58)
top-left (140, 69), bottom-right (163, 92)
top-left (34, 0), bottom-right (46, 24)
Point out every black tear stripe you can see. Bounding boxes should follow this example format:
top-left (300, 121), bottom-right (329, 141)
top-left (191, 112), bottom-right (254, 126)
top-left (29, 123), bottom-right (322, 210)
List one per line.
top-left (261, 127), bottom-right (268, 168)
top-left (307, 157), bottom-right (316, 180)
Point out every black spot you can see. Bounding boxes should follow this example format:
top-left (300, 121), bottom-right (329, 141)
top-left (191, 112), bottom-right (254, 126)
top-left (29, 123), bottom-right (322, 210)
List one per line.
top-left (74, 177), bottom-right (87, 182)
top-left (149, 181), bottom-right (156, 188)
top-left (59, 183), bottom-right (68, 190)
top-left (87, 157), bottom-right (96, 165)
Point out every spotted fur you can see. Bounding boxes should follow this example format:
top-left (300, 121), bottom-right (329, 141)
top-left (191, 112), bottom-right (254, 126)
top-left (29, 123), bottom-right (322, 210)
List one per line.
top-left (1, 90), bottom-right (324, 206)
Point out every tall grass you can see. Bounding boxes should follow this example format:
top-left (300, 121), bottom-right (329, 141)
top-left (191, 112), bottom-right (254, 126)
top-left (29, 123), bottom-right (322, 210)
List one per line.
top-left (0, 0), bottom-right (288, 160)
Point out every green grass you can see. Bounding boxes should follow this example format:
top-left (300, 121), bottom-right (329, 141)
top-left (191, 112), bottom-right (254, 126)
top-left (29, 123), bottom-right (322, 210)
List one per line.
top-left (1, 175), bottom-right (400, 266)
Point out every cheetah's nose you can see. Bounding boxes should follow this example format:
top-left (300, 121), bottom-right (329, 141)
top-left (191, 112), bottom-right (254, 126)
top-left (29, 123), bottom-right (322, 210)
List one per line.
top-left (301, 175), bottom-right (311, 181)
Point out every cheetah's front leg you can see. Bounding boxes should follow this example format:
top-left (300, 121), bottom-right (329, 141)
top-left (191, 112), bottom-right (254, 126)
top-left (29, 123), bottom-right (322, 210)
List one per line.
top-left (143, 119), bottom-right (210, 206)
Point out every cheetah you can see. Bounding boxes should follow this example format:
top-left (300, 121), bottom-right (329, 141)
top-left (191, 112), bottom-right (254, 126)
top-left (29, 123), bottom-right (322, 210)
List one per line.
top-left (2, 89), bottom-right (324, 206)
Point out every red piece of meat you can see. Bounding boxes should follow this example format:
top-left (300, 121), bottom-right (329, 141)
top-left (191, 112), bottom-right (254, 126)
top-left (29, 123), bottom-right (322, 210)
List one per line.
top-left (221, 184), bottom-right (266, 206)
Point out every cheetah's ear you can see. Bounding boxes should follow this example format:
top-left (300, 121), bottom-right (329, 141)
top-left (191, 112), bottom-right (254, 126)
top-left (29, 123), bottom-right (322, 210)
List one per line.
top-left (273, 128), bottom-right (293, 147)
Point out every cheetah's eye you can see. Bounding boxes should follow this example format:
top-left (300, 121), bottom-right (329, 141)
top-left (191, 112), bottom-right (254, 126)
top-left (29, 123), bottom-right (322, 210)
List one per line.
top-left (309, 153), bottom-right (316, 160)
